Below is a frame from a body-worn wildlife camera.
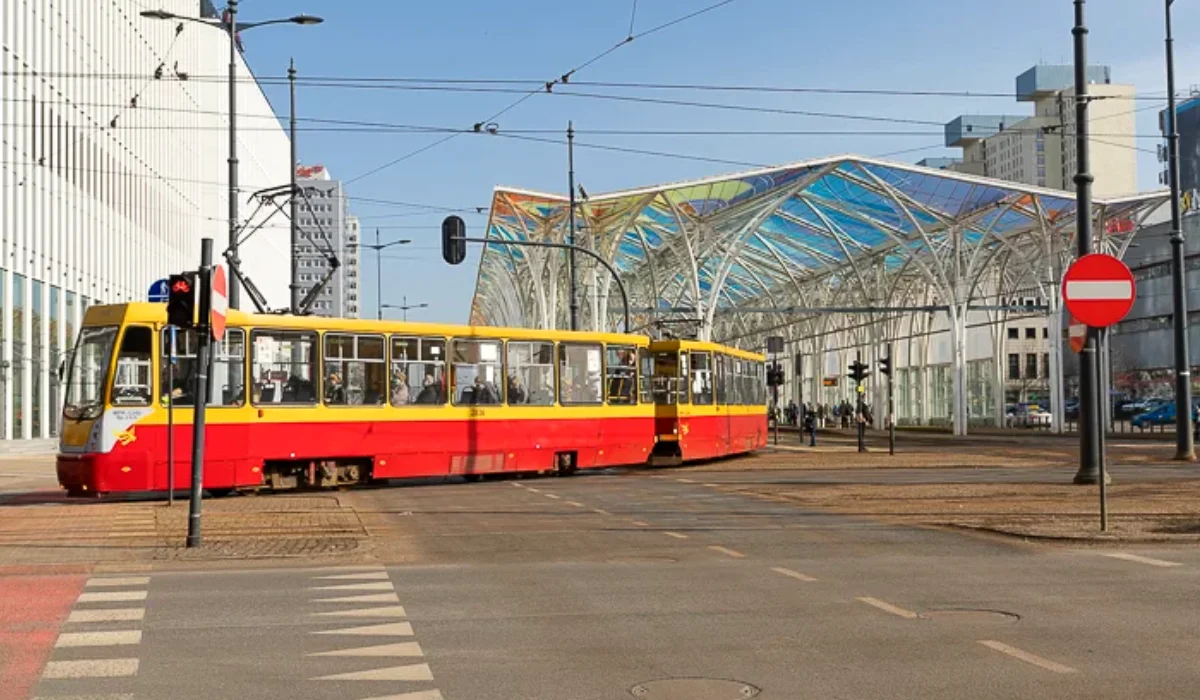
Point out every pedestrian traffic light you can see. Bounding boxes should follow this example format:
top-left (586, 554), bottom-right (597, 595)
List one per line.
top-left (878, 356), bottom-right (892, 376)
top-left (767, 363), bottom-right (784, 387)
top-left (166, 273), bottom-right (196, 328)
top-left (848, 359), bottom-right (869, 384)
top-left (442, 215), bottom-right (467, 265)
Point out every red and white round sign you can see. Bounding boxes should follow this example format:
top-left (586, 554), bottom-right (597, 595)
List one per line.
top-left (210, 265), bottom-right (228, 342)
top-left (1061, 253), bottom-right (1135, 329)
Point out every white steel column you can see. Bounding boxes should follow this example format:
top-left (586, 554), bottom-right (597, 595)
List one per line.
top-left (36, 282), bottom-right (49, 438)
top-left (949, 305), bottom-right (969, 436)
top-left (992, 321), bottom-right (1007, 428)
top-left (1047, 296), bottom-right (1065, 433)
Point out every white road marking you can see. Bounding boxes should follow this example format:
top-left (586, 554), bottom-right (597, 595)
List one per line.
top-left (42, 659), bottom-right (140, 679)
top-left (55, 630), bottom-right (143, 647)
top-left (979, 640), bottom-right (1078, 674)
top-left (313, 605), bottom-right (407, 618)
top-left (313, 571), bottom-right (390, 581)
top-left (631, 520), bottom-right (649, 527)
top-left (67, 608), bottom-right (145, 623)
top-left (1099, 552), bottom-right (1182, 568)
top-left (703, 483), bottom-right (720, 487)
top-left (676, 478), bottom-right (696, 484)
top-left (663, 531), bottom-right (689, 539)
top-left (76, 591), bottom-right (147, 603)
top-left (857, 597), bottom-right (918, 619)
top-left (314, 592), bottom-right (400, 604)
top-left (356, 691), bottom-right (445, 700)
top-left (1064, 279), bottom-right (1132, 301)
top-left (592, 508), bottom-right (612, 515)
top-left (544, 493), bottom-right (561, 500)
top-left (310, 581), bottom-right (396, 592)
top-left (314, 622), bottom-right (414, 636)
top-left (708, 545), bottom-right (745, 558)
top-left (85, 577), bottom-right (150, 588)
top-left (566, 501), bottom-right (585, 507)
top-left (525, 487), bottom-right (542, 493)
top-left (33, 694), bottom-right (134, 700)
top-left (312, 663), bottom-right (434, 682)
top-left (770, 567), bottom-right (817, 582)
top-left (308, 642), bottom-right (423, 657)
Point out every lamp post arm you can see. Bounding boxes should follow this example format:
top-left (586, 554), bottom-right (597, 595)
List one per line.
top-left (461, 236), bottom-right (631, 333)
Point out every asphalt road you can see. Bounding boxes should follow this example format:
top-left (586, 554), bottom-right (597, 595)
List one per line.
top-left (9, 467), bottom-right (1200, 699)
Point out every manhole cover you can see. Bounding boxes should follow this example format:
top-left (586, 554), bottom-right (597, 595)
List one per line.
top-left (920, 608), bottom-right (1020, 624)
top-left (630, 678), bottom-right (760, 699)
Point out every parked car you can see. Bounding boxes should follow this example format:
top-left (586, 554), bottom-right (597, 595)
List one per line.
top-left (1006, 403), bottom-right (1052, 428)
top-left (1131, 399), bottom-right (1200, 428)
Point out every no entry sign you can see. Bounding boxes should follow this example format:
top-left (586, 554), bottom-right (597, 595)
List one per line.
top-left (1062, 253), bottom-right (1135, 328)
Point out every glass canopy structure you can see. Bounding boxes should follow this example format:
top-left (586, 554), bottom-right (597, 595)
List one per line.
top-left (469, 155), bottom-right (1170, 435)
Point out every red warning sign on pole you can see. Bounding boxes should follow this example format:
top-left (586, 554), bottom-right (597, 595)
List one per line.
top-left (1061, 253), bottom-right (1135, 329)
top-left (210, 265), bottom-right (228, 342)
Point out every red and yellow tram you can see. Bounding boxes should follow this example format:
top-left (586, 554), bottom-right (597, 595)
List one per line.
top-left (56, 303), bottom-right (766, 497)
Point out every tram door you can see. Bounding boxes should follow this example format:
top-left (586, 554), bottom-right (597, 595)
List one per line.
top-left (650, 349), bottom-right (686, 463)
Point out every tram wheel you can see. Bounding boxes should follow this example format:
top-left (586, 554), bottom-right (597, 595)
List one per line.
top-left (207, 488), bottom-right (235, 498)
top-left (462, 474), bottom-right (482, 483)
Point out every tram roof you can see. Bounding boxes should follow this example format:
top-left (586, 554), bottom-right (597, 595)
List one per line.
top-left (471, 154), bottom-right (1170, 337)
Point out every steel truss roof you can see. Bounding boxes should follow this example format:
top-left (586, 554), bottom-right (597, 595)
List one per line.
top-left (470, 155), bottom-right (1169, 344)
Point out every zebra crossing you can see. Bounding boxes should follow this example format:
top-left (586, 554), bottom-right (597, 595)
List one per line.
top-left (34, 570), bottom-right (151, 697)
top-left (307, 566), bottom-right (445, 699)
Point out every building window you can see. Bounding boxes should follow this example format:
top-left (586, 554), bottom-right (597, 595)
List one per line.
top-left (1008, 328), bottom-right (1018, 339)
top-left (1025, 353), bottom-right (1038, 379)
top-left (1042, 328), bottom-right (1048, 338)
top-left (1042, 353), bottom-right (1051, 380)
top-left (1008, 353), bottom-right (1020, 380)
top-left (32, 280), bottom-right (43, 436)
top-left (1025, 328), bottom-right (1036, 339)
top-left (13, 274), bottom-right (25, 437)
top-left (49, 285), bottom-right (60, 436)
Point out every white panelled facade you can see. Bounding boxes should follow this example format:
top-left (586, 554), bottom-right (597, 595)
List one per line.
top-left (1, 0), bottom-right (291, 440)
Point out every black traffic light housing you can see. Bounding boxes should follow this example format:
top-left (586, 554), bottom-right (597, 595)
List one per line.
top-left (167, 273), bottom-right (196, 328)
top-left (442, 215), bottom-right (467, 265)
top-left (767, 363), bottom-right (785, 387)
top-left (878, 356), bottom-right (892, 376)
top-left (848, 359), bottom-right (869, 384)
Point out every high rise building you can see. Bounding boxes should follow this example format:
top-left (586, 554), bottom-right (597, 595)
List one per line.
top-left (0, 0), bottom-right (292, 442)
top-left (293, 165), bottom-right (360, 318)
top-left (1158, 92), bottom-right (1200, 213)
top-left (944, 65), bottom-right (1137, 197)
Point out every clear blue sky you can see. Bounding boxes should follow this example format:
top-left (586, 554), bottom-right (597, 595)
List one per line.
top-left (239, 0), bottom-right (1198, 324)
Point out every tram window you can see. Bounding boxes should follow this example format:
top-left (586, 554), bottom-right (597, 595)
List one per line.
top-left (251, 330), bottom-right (317, 405)
top-left (324, 334), bottom-right (386, 406)
top-left (558, 343), bottom-right (603, 405)
top-left (451, 339), bottom-right (502, 405)
top-left (506, 341), bottom-right (555, 405)
top-left (677, 352), bottom-right (690, 405)
top-left (606, 345), bottom-right (637, 405)
top-left (715, 354), bottom-right (729, 406)
top-left (637, 348), bottom-right (653, 403)
top-left (112, 326), bottom-right (152, 406)
top-left (161, 328), bottom-right (246, 407)
top-left (651, 352), bottom-right (677, 405)
top-left (391, 336), bottom-right (446, 406)
top-left (689, 351), bottom-right (713, 405)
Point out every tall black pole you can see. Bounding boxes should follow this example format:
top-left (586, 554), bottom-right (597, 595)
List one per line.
top-left (226, 0), bottom-right (241, 310)
top-left (288, 58), bottom-right (300, 315)
top-left (376, 229), bottom-right (383, 321)
top-left (187, 239), bottom-right (214, 548)
top-left (888, 342), bottom-right (896, 456)
top-left (567, 122), bottom-right (580, 331)
top-left (1072, 0), bottom-right (1104, 485)
top-left (1165, 0), bottom-right (1195, 460)
top-left (856, 350), bottom-right (866, 453)
top-left (167, 327), bottom-right (176, 505)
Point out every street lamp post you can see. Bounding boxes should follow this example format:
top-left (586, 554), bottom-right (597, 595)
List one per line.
top-left (140, 4), bottom-right (322, 311)
top-left (1165, 0), bottom-right (1195, 460)
top-left (382, 297), bottom-right (429, 322)
top-left (362, 230), bottom-right (412, 320)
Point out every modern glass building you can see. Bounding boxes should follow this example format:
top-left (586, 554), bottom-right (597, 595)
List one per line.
top-left (1, 1), bottom-right (294, 440)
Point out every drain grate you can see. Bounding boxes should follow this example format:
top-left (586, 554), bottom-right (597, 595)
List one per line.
top-left (920, 608), bottom-right (1020, 624)
top-left (630, 678), bottom-right (760, 699)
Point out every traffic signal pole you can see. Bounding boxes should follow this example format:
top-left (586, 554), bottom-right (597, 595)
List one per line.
top-left (886, 343), bottom-right (895, 456)
top-left (187, 239), bottom-right (214, 548)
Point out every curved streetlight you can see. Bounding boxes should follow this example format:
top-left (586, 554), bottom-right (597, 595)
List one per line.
top-left (140, 3), bottom-right (323, 311)
top-left (382, 298), bottom-right (429, 322)
top-left (361, 230), bottom-right (412, 319)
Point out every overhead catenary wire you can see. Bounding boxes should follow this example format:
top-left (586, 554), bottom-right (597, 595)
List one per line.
top-left (343, 0), bottom-right (750, 185)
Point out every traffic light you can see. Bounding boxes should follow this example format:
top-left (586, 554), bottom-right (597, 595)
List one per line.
top-left (878, 356), bottom-right (892, 376)
top-left (442, 215), bottom-right (467, 265)
top-left (848, 359), bottom-right (869, 384)
top-left (167, 273), bottom-right (196, 328)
